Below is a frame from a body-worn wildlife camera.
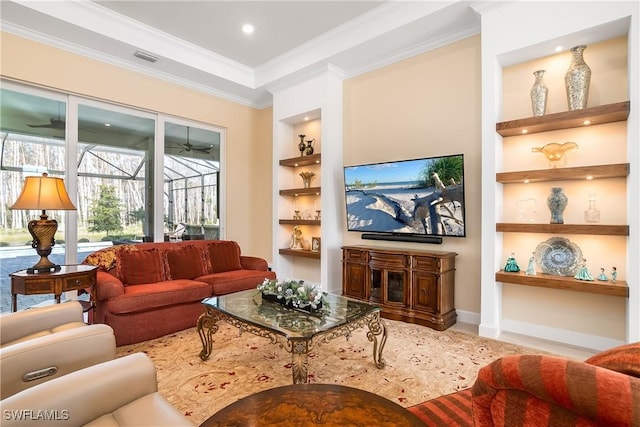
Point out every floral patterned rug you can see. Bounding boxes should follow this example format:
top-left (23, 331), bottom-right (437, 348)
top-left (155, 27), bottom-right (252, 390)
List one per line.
top-left (117, 319), bottom-right (545, 425)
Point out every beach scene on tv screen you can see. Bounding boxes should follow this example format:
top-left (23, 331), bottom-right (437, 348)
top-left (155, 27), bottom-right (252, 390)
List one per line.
top-left (344, 155), bottom-right (465, 236)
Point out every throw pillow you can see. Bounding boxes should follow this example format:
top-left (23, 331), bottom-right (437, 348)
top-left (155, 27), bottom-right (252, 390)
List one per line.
top-left (208, 241), bottom-right (242, 273)
top-left (119, 249), bottom-right (166, 285)
top-left (167, 245), bottom-right (207, 280)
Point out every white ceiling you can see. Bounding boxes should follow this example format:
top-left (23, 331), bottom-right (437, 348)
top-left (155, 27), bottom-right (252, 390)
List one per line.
top-left (0, 1), bottom-right (488, 108)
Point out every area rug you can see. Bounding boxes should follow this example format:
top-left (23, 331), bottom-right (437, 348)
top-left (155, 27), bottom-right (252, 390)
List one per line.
top-left (117, 319), bottom-right (547, 425)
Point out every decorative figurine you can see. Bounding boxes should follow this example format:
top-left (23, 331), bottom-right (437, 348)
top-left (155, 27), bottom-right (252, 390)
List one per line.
top-left (525, 253), bottom-right (536, 275)
top-left (611, 267), bottom-right (617, 282)
top-left (597, 268), bottom-right (608, 281)
top-left (289, 226), bottom-right (304, 250)
top-left (504, 253), bottom-right (520, 273)
top-left (574, 258), bottom-right (594, 281)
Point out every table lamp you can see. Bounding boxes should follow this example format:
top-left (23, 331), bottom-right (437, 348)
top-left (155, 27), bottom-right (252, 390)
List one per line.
top-left (10, 173), bottom-right (76, 273)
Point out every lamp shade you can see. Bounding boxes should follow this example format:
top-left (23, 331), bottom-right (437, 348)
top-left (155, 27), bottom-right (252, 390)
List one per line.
top-left (10, 173), bottom-right (76, 211)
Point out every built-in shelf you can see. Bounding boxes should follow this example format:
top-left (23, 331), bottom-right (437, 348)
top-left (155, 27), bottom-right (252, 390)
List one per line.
top-left (496, 271), bottom-right (628, 297)
top-left (496, 163), bottom-right (629, 184)
top-left (279, 153), bottom-right (321, 167)
top-left (279, 219), bottom-right (321, 226)
top-left (279, 248), bottom-right (320, 259)
top-left (279, 187), bottom-right (321, 197)
top-left (496, 101), bottom-right (630, 137)
top-left (496, 223), bottom-right (629, 236)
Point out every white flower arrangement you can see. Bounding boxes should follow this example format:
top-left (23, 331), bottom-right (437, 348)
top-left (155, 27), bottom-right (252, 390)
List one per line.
top-left (257, 278), bottom-right (328, 310)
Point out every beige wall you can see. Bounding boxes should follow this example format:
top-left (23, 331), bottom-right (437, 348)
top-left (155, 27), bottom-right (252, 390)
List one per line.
top-left (0, 32), bottom-right (273, 260)
top-left (343, 35), bottom-right (482, 315)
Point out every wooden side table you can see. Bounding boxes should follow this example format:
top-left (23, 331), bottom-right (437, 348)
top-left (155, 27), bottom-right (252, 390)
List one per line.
top-left (199, 384), bottom-right (426, 427)
top-left (10, 264), bottom-right (97, 312)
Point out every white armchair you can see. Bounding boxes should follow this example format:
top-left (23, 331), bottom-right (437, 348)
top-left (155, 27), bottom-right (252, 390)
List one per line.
top-left (1, 301), bottom-right (116, 399)
top-left (1, 353), bottom-right (194, 426)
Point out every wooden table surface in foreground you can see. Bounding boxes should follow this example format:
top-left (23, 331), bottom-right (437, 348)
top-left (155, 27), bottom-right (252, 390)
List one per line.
top-left (199, 383), bottom-right (426, 427)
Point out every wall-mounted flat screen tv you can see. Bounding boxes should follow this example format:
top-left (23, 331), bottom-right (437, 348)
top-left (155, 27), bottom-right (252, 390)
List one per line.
top-left (343, 154), bottom-right (466, 240)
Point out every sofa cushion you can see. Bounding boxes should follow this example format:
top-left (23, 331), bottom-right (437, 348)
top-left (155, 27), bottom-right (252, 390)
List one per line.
top-left (106, 280), bottom-right (210, 314)
top-left (207, 241), bottom-right (242, 273)
top-left (197, 269), bottom-right (276, 296)
top-left (167, 245), bottom-right (207, 280)
top-left (119, 249), bottom-right (166, 285)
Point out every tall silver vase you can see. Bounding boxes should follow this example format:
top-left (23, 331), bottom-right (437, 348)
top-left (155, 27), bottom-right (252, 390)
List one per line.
top-left (530, 70), bottom-right (548, 116)
top-left (565, 45), bottom-right (591, 110)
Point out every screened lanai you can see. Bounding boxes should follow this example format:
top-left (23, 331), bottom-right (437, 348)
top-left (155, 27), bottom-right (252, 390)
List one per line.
top-left (0, 85), bottom-right (222, 248)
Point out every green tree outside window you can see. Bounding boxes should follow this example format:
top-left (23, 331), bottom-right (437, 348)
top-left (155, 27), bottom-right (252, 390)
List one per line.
top-left (88, 185), bottom-right (123, 236)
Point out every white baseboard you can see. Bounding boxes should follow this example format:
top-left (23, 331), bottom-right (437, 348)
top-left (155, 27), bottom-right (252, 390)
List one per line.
top-left (456, 309), bottom-right (480, 326)
top-left (501, 318), bottom-right (625, 352)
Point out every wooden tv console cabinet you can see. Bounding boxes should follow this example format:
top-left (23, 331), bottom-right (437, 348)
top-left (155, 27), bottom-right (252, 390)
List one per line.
top-left (342, 245), bottom-right (457, 331)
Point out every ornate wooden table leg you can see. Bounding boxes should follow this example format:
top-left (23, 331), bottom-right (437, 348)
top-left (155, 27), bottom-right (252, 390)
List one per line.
top-left (197, 306), bottom-right (219, 361)
top-left (290, 340), bottom-right (310, 384)
top-left (367, 312), bottom-right (387, 369)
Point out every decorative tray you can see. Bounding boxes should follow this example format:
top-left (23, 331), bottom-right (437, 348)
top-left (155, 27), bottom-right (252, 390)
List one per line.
top-left (534, 237), bottom-right (583, 276)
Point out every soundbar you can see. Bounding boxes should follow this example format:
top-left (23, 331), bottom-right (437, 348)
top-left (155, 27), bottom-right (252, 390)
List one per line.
top-left (361, 233), bottom-right (443, 244)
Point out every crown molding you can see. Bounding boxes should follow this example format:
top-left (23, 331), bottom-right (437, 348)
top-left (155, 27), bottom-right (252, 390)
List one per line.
top-left (255, 1), bottom-right (460, 87)
top-left (1, 21), bottom-right (262, 108)
top-left (13, 0), bottom-right (256, 88)
top-left (343, 23), bottom-right (481, 80)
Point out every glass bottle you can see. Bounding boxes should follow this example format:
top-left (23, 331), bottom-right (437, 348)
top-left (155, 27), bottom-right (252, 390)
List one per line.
top-left (584, 193), bottom-right (600, 223)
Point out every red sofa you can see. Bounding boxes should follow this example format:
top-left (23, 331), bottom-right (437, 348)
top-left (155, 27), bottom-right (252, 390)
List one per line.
top-left (408, 341), bottom-right (640, 426)
top-left (83, 240), bottom-right (276, 346)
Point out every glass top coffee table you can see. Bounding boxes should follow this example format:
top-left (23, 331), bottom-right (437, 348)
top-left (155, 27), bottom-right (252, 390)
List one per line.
top-left (197, 289), bottom-right (387, 384)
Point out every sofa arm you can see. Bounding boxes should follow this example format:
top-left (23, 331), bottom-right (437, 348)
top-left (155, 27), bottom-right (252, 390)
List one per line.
top-left (471, 354), bottom-right (640, 426)
top-left (95, 270), bottom-right (125, 301)
top-left (584, 341), bottom-right (640, 378)
top-left (240, 255), bottom-right (269, 271)
top-left (0, 324), bottom-right (116, 399)
top-left (0, 301), bottom-right (84, 345)
top-left (1, 353), bottom-right (193, 426)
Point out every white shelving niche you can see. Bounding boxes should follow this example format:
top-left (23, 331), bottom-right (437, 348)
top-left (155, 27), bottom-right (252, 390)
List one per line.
top-left (480, 3), bottom-right (639, 351)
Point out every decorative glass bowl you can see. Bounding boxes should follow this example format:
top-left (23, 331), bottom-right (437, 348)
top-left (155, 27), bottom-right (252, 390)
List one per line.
top-left (534, 237), bottom-right (583, 276)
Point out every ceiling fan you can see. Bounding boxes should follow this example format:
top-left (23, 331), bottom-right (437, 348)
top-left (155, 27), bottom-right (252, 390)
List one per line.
top-left (27, 117), bottom-right (66, 130)
top-left (178, 127), bottom-right (211, 154)
top-left (27, 104), bottom-right (65, 130)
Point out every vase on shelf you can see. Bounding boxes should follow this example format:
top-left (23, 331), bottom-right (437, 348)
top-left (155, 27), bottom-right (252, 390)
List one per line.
top-left (530, 69), bottom-right (548, 117)
top-left (565, 45), bottom-right (591, 111)
top-left (584, 193), bottom-right (600, 223)
top-left (305, 139), bottom-right (315, 156)
top-left (547, 187), bottom-right (568, 224)
top-left (297, 134), bottom-right (306, 156)
top-left (300, 171), bottom-right (315, 188)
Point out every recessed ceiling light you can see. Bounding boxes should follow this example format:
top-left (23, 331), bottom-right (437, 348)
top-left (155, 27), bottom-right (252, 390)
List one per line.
top-left (304, 116), bottom-right (309, 121)
top-left (555, 46), bottom-right (563, 52)
top-left (104, 123), bottom-right (111, 127)
top-left (242, 23), bottom-right (254, 34)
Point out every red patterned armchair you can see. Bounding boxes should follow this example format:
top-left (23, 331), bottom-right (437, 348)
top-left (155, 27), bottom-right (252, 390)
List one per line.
top-left (408, 342), bottom-right (640, 426)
